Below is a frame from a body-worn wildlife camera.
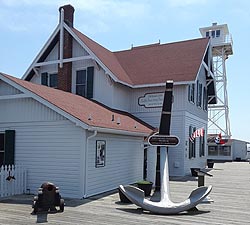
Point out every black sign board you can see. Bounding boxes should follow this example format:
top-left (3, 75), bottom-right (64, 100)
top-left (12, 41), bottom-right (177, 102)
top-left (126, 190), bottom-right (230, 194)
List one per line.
top-left (148, 134), bottom-right (179, 147)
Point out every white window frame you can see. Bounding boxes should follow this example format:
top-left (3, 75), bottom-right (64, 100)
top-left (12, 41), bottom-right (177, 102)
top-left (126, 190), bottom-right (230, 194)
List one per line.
top-left (41, 71), bottom-right (58, 88)
top-left (72, 66), bottom-right (87, 95)
top-left (188, 83), bottom-right (195, 104)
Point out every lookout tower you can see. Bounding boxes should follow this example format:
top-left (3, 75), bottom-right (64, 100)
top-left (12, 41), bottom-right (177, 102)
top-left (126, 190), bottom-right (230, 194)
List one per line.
top-left (200, 23), bottom-right (233, 138)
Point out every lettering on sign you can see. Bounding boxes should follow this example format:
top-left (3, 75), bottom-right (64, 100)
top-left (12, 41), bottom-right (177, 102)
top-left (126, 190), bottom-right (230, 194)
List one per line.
top-left (148, 134), bottom-right (180, 147)
top-left (138, 92), bottom-right (164, 108)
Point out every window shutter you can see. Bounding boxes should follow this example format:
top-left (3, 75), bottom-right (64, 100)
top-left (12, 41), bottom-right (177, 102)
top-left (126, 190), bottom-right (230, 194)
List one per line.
top-left (4, 130), bottom-right (15, 165)
top-left (87, 67), bottom-right (94, 99)
top-left (41, 72), bottom-right (48, 86)
top-left (196, 81), bottom-right (199, 106)
top-left (188, 85), bottom-right (191, 101)
top-left (193, 127), bottom-right (196, 158)
top-left (189, 126), bottom-right (192, 159)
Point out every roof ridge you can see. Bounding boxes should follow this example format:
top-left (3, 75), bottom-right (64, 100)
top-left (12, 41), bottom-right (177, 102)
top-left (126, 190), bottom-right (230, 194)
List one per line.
top-left (72, 27), bottom-right (113, 54)
top-left (114, 37), bottom-right (209, 53)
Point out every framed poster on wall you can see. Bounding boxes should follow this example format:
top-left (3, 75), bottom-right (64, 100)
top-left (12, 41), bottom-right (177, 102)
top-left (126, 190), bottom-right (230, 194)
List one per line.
top-left (96, 140), bottom-right (106, 167)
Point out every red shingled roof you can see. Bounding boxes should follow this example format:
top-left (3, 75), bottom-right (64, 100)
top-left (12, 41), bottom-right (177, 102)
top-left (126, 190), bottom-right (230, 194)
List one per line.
top-left (114, 38), bottom-right (209, 85)
top-left (2, 73), bottom-right (153, 135)
top-left (72, 28), bottom-right (209, 86)
top-left (72, 28), bottom-right (133, 85)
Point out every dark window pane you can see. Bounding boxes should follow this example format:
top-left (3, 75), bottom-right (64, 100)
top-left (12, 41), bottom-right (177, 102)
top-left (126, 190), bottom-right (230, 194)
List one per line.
top-left (211, 30), bottom-right (215, 38)
top-left (208, 146), bottom-right (218, 156)
top-left (76, 70), bottom-right (87, 84)
top-left (216, 30), bottom-right (220, 37)
top-left (49, 73), bottom-right (58, 88)
top-left (87, 67), bottom-right (94, 99)
top-left (206, 31), bottom-right (209, 37)
top-left (0, 134), bottom-right (4, 151)
top-left (76, 85), bottom-right (86, 97)
top-left (41, 73), bottom-right (48, 86)
top-left (0, 152), bottom-right (4, 166)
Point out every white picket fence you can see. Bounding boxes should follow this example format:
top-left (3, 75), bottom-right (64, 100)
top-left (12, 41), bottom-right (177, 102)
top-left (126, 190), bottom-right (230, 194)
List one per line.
top-left (0, 165), bottom-right (27, 197)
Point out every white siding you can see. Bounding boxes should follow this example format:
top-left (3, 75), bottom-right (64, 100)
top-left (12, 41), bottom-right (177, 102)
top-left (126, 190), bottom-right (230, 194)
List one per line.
top-left (185, 65), bottom-right (208, 121)
top-left (0, 80), bottom-right (22, 95)
top-left (29, 74), bottom-right (40, 84)
top-left (72, 39), bottom-right (89, 57)
top-left (112, 83), bottom-right (131, 111)
top-left (232, 140), bottom-right (247, 160)
top-left (146, 146), bottom-right (156, 184)
top-left (29, 43), bottom-right (59, 84)
top-left (184, 112), bottom-right (207, 175)
top-left (0, 96), bottom-right (85, 198)
top-left (0, 121), bottom-right (85, 198)
top-left (0, 98), bottom-right (65, 123)
top-left (86, 133), bottom-right (144, 197)
top-left (93, 69), bottom-right (114, 107)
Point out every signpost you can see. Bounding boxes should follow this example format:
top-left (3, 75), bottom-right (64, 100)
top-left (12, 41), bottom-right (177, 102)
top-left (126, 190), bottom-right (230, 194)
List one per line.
top-left (148, 134), bottom-right (179, 147)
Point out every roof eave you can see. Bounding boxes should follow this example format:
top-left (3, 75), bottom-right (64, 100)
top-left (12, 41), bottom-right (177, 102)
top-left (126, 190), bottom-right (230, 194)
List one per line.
top-left (1, 73), bottom-right (90, 130)
top-left (132, 80), bottom-right (194, 88)
top-left (88, 126), bottom-right (150, 137)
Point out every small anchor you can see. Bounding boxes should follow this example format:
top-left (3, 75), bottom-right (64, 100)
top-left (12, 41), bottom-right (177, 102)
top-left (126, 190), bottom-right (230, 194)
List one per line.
top-left (6, 171), bottom-right (15, 181)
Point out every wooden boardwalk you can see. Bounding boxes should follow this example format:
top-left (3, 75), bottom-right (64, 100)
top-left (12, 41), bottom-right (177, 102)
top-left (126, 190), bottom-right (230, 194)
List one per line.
top-left (0, 162), bottom-right (249, 224)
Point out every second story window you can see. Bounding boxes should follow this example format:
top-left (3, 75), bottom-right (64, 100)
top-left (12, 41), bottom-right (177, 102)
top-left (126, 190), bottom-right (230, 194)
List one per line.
top-left (75, 66), bottom-right (94, 99)
top-left (196, 81), bottom-right (202, 107)
top-left (216, 30), bottom-right (220, 37)
top-left (76, 70), bottom-right (87, 97)
top-left (203, 87), bottom-right (208, 111)
top-left (41, 72), bottom-right (58, 88)
top-left (188, 83), bottom-right (195, 103)
top-left (211, 30), bottom-right (215, 38)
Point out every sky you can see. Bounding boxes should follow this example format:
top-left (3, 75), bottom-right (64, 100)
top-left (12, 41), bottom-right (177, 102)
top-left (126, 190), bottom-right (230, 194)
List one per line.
top-left (0, 0), bottom-right (250, 142)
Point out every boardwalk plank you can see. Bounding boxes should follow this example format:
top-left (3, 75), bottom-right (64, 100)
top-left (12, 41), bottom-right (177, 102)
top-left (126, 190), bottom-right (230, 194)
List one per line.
top-left (0, 162), bottom-right (249, 224)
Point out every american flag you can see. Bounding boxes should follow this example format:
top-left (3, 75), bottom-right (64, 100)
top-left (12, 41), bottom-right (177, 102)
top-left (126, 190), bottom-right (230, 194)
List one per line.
top-left (189, 128), bottom-right (204, 143)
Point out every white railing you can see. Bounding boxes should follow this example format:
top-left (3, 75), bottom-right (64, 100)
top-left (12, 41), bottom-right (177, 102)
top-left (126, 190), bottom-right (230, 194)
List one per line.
top-left (211, 34), bottom-right (233, 48)
top-left (0, 165), bottom-right (27, 197)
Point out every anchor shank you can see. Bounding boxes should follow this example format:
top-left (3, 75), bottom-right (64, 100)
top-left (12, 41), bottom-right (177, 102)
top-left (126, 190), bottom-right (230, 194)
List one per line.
top-left (160, 146), bottom-right (171, 202)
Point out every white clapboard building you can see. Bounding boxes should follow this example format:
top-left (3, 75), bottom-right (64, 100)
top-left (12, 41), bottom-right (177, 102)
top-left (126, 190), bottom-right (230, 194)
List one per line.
top-left (0, 5), bottom-right (216, 198)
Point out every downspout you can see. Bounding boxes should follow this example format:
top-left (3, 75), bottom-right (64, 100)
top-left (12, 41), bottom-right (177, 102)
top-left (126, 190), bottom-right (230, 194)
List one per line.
top-left (83, 130), bottom-right (97, 198)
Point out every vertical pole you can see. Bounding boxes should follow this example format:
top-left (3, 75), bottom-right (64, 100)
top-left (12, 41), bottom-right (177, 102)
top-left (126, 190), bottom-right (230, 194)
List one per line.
top-left (59, 8), bottom-right (64, 69)
top-left (155, 147), bottom-right (161, 191)
top-left (155, 81), bottom-right (173, 192)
